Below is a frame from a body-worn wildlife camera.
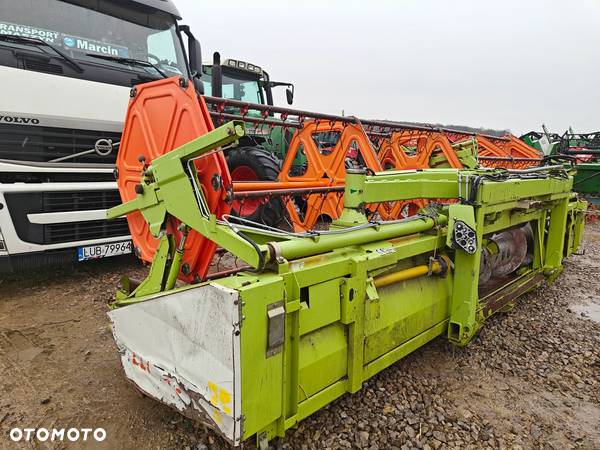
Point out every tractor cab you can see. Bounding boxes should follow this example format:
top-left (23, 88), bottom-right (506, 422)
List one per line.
top-left (200, 53), bottom-right (294, 109)
top-left (201, 58), bottom-right (264, 106)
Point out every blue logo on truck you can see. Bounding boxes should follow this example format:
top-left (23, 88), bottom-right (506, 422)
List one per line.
top-left (63, 36), bottom-right (76, 48)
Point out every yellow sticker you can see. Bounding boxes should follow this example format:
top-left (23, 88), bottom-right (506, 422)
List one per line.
top-left (208, 382), bottom-right (233, 415)
top-left (208, 381), bottom-right (219, 407)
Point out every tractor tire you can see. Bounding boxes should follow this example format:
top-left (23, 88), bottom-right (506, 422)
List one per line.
top-left (226, 146), bottom-right (286, 228)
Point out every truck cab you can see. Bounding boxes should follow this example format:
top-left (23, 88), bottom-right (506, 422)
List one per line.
top-left (0, 0), bottom-right (201, 272)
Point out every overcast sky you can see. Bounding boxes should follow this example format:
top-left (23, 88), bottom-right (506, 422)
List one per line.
top-left (176, 0), bottom-right (600, 135)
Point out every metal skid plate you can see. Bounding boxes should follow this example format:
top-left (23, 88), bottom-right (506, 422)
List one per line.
top-left (108, 283), bottom-right (243, 445)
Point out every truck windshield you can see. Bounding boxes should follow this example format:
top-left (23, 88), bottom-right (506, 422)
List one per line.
top-left (0, 0), bottom-right (187, 82)
top-left (202, 67), bottom-right (263, 104)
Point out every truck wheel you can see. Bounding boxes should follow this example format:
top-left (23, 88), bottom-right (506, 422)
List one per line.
top-left (227, 147), bottom-right (285, 228)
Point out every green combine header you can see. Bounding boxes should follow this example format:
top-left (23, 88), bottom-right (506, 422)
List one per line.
top-left (107, 78), bottom-right (586, 447)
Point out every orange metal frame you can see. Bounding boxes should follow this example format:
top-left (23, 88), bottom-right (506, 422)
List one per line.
top-left (476, 135), bottom-right (543, 169)
top-left (231, 124), bottom-right (544, 230)
top-left (377, 130), bottom-right (464, 170)
top-left (116, 78), bottom-right (545, 279)
top-left (276, 121), bottom-right (382, 230)
top-left (375, 131), bottom-right (466, 216)
top-left (116, 78), bottom-right (232, 282)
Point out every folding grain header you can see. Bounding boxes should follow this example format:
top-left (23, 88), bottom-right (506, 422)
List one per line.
top-left (107, 77), bottom-right (585, 447)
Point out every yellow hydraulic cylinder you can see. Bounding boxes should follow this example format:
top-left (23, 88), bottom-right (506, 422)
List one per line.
top-left (374, 259), bottom-right (444, 288)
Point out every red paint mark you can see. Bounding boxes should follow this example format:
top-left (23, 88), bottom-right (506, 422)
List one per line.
top-left (175, 387), bottom-right (182, 395)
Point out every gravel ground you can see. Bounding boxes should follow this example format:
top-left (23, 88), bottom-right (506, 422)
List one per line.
top-left (0, 224), bottom-right (598, 449)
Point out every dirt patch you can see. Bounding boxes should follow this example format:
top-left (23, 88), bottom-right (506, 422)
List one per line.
top-left (0, 224), bottom-right (599, 449)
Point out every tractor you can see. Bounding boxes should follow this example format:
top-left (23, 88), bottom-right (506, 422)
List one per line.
top-left (201, 53), bottom-right (296, 226)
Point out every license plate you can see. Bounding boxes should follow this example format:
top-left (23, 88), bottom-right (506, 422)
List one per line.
top-left (77, 240), bottom-right (132, 261)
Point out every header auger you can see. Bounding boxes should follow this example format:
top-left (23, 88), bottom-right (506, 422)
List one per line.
top-left (107, 77), bottom-right (586, 447)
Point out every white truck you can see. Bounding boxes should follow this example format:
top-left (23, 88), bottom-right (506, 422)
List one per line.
top-left (0, 0), bottom-right (203, 272)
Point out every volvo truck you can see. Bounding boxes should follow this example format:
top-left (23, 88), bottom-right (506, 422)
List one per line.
top-left (0, 0), bottom-right (202, 272)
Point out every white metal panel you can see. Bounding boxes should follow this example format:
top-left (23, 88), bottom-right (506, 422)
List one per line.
top-left (0, 160), bottom-right (115, 173)
top-left (27, 209), bottom-right (108, 224)
top-left (108, 284), bottom-right (243, 445)
top-left (0, 66), bottom-right (129, 132)
top-left (0, 181), bottom-right (117, 193)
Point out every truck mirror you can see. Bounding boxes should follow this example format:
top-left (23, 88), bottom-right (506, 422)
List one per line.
top-left (180, 25), bottom-right (202, 78)
top-left (286, 87), bottom-right (294, 105)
